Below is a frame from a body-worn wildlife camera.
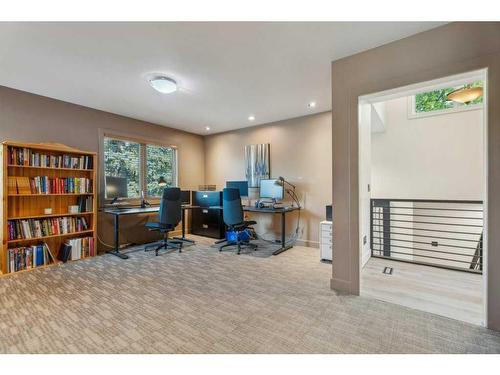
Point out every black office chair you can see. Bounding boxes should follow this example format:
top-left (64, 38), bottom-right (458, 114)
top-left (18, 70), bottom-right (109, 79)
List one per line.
top-left (219, 188), bottom-right (258, 254)
top-left (145, 187), bottom-right (183, 256)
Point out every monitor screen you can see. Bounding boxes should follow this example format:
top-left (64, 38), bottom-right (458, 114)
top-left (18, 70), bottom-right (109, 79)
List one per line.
top-left (105, 176), bottom-right (128, 199)
top-left (259, 179), bottom-right (284, 200)
top-left (226, 180), bottom-right (249, 197)
top-left (181, 190), bottom-right (191, 205)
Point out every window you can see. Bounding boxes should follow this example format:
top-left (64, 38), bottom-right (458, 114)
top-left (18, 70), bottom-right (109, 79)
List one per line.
top-left (146, 144), bottom-right (177, 197)
top-left (104, 138), bottom-right (141, 198)
top-left (103, 135), bottom-right (177, 200)
top-left (410, 80), bottom-right (484, 118)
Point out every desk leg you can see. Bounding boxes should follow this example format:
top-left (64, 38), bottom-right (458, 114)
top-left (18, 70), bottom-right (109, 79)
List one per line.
top-left (107, 214), bottom-right (129, 259)
top-left (173, 208), bottom-right (195, 243)
top-left (273, 211), bottom-right (293, 255)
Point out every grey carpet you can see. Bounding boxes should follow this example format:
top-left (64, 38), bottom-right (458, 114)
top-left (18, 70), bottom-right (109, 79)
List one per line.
top-left (0, 235), bottom-right (499, 353)
top-left (211, 238), bottom-right (283, 257)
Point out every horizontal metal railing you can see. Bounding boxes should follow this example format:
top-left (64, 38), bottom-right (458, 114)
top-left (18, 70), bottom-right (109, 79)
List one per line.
top-left (370, 199), bottom-right (483, 273)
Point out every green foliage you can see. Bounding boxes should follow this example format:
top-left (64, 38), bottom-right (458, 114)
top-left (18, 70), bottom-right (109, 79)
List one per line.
top-left (104, 138), bottom-right (140, 197)
top-left (415, 80), bottom-right (483, 113)
top-left (146, 144), bottom-right (175, 196)
top-left (104, 138), bottom-right (176, 198)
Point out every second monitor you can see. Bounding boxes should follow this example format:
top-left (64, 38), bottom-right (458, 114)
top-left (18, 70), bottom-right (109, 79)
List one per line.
top-left (259, 178), bottom-right (284, 201)
top-left (226, 180), bottom-right (249, 197)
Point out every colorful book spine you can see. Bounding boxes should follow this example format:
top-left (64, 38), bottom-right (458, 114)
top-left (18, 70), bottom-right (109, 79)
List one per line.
top-left (7, 146), bottom-right (93, 170)
top-left (7, 217), bottom-right (90, 240)
top-left (6, 242), bottom-right (56, 273)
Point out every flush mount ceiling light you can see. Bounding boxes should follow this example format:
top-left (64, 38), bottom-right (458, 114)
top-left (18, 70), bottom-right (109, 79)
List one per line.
top-left (447, 86), bottom-right (483, 104)
top-left (248, 115), bottom-right (255, 121)
top-left (149, 76), bottom-right (177, 94)
top-left (205, 126), bottom-right (211, 131)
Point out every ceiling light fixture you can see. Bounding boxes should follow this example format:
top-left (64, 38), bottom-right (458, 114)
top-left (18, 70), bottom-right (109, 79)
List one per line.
top-left (308, 101), bottom-right (316, 108)
top-left (248, 115), bottom-right (255, 121)
top-left (149, 76), bottom-right (178, 94)
top-left (205, 126), bottom-right (211, 131)
top-left (447, 86), bottom-right (483, 104)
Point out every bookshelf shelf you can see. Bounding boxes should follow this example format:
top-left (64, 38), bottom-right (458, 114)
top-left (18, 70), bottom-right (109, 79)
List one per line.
top-left (1, 141), bottom-right (98, 275)
top-left (8, 164), bottom-right (94, 172)
top-left (8, 212), bottom-right (94, 220)
top-left (0, 261), bottom-right (62, 278)
top-left (7, 229), bottom-right (95, 244)
top-left (8, 193), bottom-right (94, 197)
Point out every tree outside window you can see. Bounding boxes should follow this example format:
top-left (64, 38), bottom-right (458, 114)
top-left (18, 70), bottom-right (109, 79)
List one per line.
top-left (146, 144), bottom-right (176, 197)
top-left (104, 138), bottom-right (140, 198)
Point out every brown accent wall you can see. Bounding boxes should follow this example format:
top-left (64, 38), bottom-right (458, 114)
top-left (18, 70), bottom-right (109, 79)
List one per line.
top-left (204, 112), bottom-right (332, 248)
top-left (0, 86), bottom-right (205, 251)
top-left (331, 22), bottom-right (500, 329)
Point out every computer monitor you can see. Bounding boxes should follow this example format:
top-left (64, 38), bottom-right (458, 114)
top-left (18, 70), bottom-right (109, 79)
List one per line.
top-left (259, 179), bottom-right (284, 201)
top-left (181, 190), bottom-right (191, 205)
top-left (105, 176), bottom-right (128, 199)
top-left (226, 180), bottom-right (249, 197)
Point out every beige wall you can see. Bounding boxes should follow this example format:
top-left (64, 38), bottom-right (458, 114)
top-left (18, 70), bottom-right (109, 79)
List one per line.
top-left (204, 112), bottom-right (332, 247)
top-left (372, 97), bottom-right (484, 200)
top-left (0, 85), bottom-right (205, 250)
top-left (331, 22), bottom-right (500, 330)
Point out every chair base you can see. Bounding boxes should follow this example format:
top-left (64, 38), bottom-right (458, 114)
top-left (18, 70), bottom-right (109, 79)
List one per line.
top-left (145, 238), bottom-right (183, 256)
top-left (219, 240), bottom-right (258, 255)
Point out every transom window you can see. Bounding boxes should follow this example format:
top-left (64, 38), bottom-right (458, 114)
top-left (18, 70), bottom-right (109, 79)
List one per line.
top-left (103, 135), bottom-right (177, 200)
top-left (409, 80), bottom-right (484, 118)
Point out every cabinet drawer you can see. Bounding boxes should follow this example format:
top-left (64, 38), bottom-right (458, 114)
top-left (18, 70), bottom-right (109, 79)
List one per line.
top-left (320, 243), bottom-right (332, 261)
top-left (321, 229), bottom-right (333, 237)
top-left (321, 223), bottom-right (332, 231)
top-left (321, 236), bottom-right (332, 245)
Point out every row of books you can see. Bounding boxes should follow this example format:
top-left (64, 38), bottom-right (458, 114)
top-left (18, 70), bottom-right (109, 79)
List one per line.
top-left (7, 243), bottom-right (55, 273)
top-left (77, 196), bottom-right (94, 213)
top-left (7, 176), bottom-right (93, 195)
top-left (59, 237), bottom-right (95, 262)
top-left (6, 236), bottom-right (95, 273)
top-left (7, 216), bottom-right (90, 240)
top-left (7, 146), bottom-right (93, 170)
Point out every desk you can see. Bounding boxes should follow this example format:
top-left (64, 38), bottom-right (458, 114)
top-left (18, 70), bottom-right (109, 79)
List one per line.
top-left (103, 205), bottom-right (199, 259)
top-left (211, 205), bottom-right (300, 255)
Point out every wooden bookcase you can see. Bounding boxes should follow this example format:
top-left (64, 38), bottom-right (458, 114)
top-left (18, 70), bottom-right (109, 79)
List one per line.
top-left (0, 141), bottom-right (98, 275)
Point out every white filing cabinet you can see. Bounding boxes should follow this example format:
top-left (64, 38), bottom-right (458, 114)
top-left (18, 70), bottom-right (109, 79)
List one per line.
top-left (320, 220), bottom-right (333, 261)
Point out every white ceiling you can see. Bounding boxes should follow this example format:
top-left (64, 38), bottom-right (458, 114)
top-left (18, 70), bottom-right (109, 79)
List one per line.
top-left (0, 22), bottom-right (445, 134)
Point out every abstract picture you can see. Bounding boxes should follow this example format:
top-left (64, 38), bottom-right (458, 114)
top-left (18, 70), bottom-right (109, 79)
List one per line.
top-left (245, 143), bottom-right (270, 188)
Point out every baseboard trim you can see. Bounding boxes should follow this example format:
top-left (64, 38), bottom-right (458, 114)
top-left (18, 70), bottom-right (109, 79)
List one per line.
top-left (330, 277), bottom-right (357, 295)
top-left (296, 239), bottom-right (319, 248)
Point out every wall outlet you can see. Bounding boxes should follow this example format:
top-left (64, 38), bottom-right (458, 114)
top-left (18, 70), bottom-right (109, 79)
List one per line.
top-left (363, 235), bottom-right (367, 245)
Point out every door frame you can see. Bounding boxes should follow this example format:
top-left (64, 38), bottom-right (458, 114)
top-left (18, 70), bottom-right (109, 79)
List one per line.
top-left (356, 68), bottom-right (489, 326)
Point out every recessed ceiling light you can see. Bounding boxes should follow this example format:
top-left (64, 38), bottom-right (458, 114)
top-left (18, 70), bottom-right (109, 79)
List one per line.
top-left (248, 115), bottom-right (255, 121)
top-left (205, 126), bottom-right (211, 131)
top-left (149, 76), bottom-right (177, 94)
top-left (308, 101), bottom-right (316, 108)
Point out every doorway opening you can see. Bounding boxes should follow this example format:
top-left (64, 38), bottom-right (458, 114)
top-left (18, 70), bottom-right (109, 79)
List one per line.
top-left (358, 69), bottom-right (488, 326)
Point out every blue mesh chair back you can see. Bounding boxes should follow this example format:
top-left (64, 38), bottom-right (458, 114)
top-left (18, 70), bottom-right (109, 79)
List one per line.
top-left (158, 187), bottom-right (182, 226)
top-left (223, 188), bottom-right (244, 226)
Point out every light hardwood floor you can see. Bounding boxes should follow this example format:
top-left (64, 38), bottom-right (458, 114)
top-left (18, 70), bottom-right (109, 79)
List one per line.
top-left (361, 257), bottom-right (483, 326)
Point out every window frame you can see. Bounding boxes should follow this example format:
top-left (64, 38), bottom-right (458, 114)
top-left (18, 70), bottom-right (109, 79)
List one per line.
top-left (99, 129), bottom-right (178, 205)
